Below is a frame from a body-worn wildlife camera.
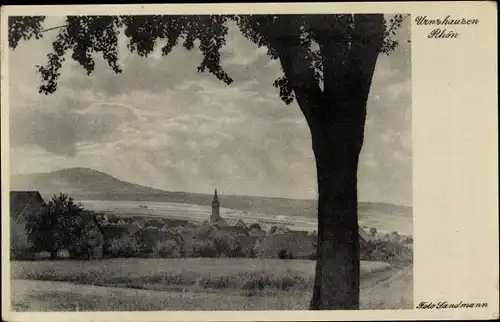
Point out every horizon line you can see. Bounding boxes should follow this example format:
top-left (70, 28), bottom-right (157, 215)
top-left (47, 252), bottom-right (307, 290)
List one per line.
top-left (11, 167), bottom-right (413, 208)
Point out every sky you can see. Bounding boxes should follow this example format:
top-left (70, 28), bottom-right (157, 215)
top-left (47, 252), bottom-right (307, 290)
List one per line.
top-left (8, 15), bottom-right (412, 205)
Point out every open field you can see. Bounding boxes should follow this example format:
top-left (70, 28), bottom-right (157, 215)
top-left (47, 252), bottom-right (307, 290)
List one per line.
top-left (79, 199), bottom-right (413, 235)
top-left (10, 258), bottom-right (412, 311)
top-left (11, 258), bottom-right (391, 293)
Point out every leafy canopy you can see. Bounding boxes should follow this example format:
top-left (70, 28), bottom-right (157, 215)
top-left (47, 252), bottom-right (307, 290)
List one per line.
top-left (26, 193), bottom-right (84, 254)
top-left (8, 14), bottom-right (407, 104)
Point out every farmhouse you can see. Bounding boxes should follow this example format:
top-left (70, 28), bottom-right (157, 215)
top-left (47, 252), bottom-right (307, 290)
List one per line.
top-left (10, 191), bottom-right (46, 225)
top-left (10, 191), bottom-right (46, 255)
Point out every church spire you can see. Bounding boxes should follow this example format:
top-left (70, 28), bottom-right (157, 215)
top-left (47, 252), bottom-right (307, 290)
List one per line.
top-left (211, 188), bottom-right (220, 223)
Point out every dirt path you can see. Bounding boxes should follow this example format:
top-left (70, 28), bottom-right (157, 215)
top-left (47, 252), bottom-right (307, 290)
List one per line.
top-left (10, 266), bottom-right (413, 311)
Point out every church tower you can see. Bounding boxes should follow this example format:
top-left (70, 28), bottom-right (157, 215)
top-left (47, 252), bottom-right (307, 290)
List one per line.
top-left (210, 189), bottom-right (220, 223)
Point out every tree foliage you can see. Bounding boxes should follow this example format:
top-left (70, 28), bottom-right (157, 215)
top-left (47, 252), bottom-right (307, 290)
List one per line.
top-left (68, 216), bottom-right (102, 258)
top-left (8, 14), bottom-right (407, 100)
top-left (26, 193), bottom-right (84, 257)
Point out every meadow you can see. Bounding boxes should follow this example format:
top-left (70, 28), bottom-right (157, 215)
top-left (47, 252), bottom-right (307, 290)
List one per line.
top-left (11, 258), bottom-right (391, 293)
top-left (11, 258), bottom-right (412, 311)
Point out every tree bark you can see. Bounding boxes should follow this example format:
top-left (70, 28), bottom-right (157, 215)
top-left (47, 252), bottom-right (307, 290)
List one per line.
top-left (305, 14), bottom-right (385, 310)
top-left (308, 102), bottom-right (365, 310)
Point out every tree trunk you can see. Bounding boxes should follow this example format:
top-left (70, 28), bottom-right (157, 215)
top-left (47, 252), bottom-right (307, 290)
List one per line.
top-left (308, 107), bottom-right (365, 309)
top-left (50, 250), bottom-right (58, 259)
top-left (265, 13), bottom-right (385, 310)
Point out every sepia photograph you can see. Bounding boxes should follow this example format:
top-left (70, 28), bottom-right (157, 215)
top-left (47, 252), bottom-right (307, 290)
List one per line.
top-left (1, 2), bottom-right (498, 321)
top-left (7, 12), bottom-right (412, 312)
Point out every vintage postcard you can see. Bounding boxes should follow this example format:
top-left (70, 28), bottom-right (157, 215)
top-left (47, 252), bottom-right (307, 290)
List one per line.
top-left (1, 2), bottom-right (498, 321)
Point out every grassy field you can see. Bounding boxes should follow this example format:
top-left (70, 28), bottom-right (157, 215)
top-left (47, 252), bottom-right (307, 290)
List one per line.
top-left (11, 258), bottom-right (390, 293)
top-left (11, 258), bottom-right (412, 311)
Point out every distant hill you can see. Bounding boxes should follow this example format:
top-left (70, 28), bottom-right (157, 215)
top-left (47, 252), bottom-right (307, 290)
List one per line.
top-left (10, 167), bottom-right (412, 219)
top-left (11, 167), bottom-right (167, 198)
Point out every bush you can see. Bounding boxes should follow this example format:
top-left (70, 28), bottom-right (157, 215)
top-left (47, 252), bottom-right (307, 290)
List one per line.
top-left (278, 248), bottom-right (294, 260)
top-left (107, 235), bottom-right (140, 258)
top-left (361, 239), bottom-right (413, 264)
top-left (26, 193), bottom-right (84, 258)
top-left (213, 232), bottom-right (242, 258)
top-left (184, 240), bottom-right (218, 258)
top-left (154, 240), bottom-right (181, 258)
top-left (68, 220), bottom-right (102, 259)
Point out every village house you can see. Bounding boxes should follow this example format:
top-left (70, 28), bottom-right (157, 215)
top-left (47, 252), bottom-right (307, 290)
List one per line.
top-left (269, 224), bottom-right (290, 235)
top-left (10, 191), bottom-right (46, 257)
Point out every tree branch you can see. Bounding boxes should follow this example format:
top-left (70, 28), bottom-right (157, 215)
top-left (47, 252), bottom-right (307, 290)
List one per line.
top-left (385, 14), bottom-right (410, 38)
top-left (307, 15), bottom-right (353, 105)
top-left (264, 15), bottom-right (324, 127)
top-left (39, 24), bottom-right (68, 33)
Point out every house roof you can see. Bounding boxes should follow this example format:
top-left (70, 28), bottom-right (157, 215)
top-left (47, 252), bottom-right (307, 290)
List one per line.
top-left (212, 218), bottom-right (228, 226)
top-left (269, 224), bottom-right (291, 234)
top-left (225, 218), bottom-right (247, 228)
top-left (10, 191), bottom-right (45, 224)
top-left (358, 227), bottom-right (374, 244)
top-left (248, 223), bottom-right (262, 230)
top-left (216, 225), bottom-right (248, 235)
